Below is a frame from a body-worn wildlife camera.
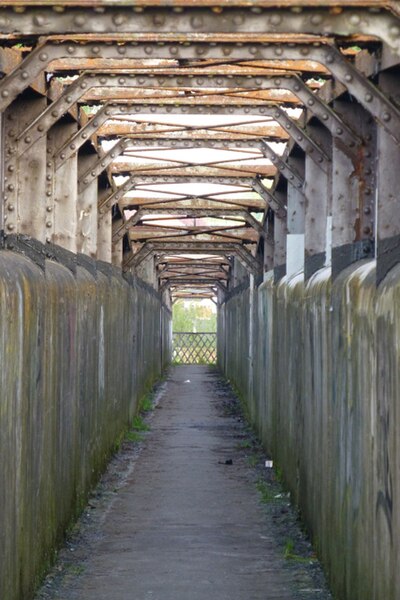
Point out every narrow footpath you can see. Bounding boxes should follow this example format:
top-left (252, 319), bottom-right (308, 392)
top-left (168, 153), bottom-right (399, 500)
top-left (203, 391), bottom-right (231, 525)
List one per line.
top-left (36, 366), bottom-right (331, 600)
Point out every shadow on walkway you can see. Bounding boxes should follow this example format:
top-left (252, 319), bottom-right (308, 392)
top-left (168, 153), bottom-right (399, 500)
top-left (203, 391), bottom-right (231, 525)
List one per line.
top-left (35, 366), bottom-right (332, 600)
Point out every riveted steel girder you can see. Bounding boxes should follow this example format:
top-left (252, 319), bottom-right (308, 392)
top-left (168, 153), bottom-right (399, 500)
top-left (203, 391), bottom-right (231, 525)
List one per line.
top-left (260, 141), bottom-right (304, 189)
top-left (113, 207), bottom-right (264, 242)
top-left (253, 177), bottom-right (287, 219)
top-left (15, 72), bottom-right (359, 157)
top-left (78, 137), bottom-right (129, 192)
top-left (54, 102), bottom-right (287, 169)
top-left (1, 40), bottom-right (397, 142)
top-left (113, 109), bottom-right (329, 171)
top-left (0, 7), bottom-right (398, 55)
top-left (124, 240), bottom-right (261, 274)
top-left (100, 174), bottom-right (269, 212)
top-left (159, 278), bottom-right (227, 294)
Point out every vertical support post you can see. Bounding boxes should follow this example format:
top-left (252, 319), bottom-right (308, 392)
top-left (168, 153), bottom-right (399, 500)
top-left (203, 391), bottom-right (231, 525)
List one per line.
top-left (0, 112), bottom-right (4, 239)
top-left (273, 212), bottom-right (287, 281)
top-left (4, 96), bottom-right (47, 241)
top-left (97, 183), bottom-right (112, 262)
top-left (77, 151), bottom-right (98, 258)
top-left (48, 120), bottom-right (78, 253)
top-left (331, 99), bottom-right (376, 277)
top-left (112, 218), bottom-right (123, 267)
top-left (286, 182), bottom-right (305, 277)
top-left (376, 72), bottom-right (400, 283)
top-left (248, 273), bottom-right (254, 405)
top-left (304, 120), bottom-right (331, 279)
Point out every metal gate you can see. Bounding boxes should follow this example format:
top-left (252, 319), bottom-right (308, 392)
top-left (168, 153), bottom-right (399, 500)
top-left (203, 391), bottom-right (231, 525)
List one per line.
top-left (172, 332), bottom-right (217, 365)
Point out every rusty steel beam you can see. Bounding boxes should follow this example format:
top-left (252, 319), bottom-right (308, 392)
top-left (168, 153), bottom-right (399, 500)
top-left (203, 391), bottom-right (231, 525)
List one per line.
top-left (253, 177), bottom-right (287, 219)
top-left (55, 103), bottom-right (290, 170)
top-left (260, 141), bottom-right (304, 189)
top-left (113, 207), bottom-right (264, 242)
top-left (77, 137), bottom-right (129, 192)
top-left (105, 108), bottom-right (329, 171)
top-left (0, 7), bottom-right (398, 54)
top-left (124, 240), bottom-right (261, 274)
top-left (2, 41), bottom-right (397, 140)
top-left (101, 174), bottom-right (270, 212)
top-left (159, 277), bottom-right (227, 294)
top-left (15, 72), bottom-right (359, 156)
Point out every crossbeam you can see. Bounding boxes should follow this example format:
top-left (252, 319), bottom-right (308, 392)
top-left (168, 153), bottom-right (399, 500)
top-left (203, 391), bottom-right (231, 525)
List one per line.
top-left (15, 72), bottom-right (359, 157)
top-left (0, 7), bottom-right (398, 55)
top-left (124, 240), bottom-right (262, 274)
top-left (113, 207), bottom-right (264, 242)
top-left (78, 137), bottom-right (130, 193)
top-left (260, 141), bottom-right (304, 189)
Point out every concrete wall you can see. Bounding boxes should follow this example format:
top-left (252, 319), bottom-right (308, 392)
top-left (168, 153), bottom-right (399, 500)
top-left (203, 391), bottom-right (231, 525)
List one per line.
top-left (218, 261), bottom-right (400, 600)
top-left (0, 250), bottom-right (171, 600)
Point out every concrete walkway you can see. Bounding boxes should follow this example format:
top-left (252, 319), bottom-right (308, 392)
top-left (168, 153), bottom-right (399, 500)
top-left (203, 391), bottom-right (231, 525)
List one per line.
top-left (37, 366), bottom-right (330, 600)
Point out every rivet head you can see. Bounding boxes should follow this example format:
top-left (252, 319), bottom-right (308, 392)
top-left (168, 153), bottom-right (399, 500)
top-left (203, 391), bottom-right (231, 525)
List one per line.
top-left (1, 89), bottom-right (9, 98)
top-left (46, 191), bottom-right (52, 197)
top-left (67, 45), bottom-right (75, 54)
top-left (269, 15), bottom-right (282, 26)
top-left (190, 15), bottom-right (204, 28)
top-left (7, 223), bottom-right (15, 231)
top-left (39, 52), bottom-right (48, 61)
top-left (336, 127), bottom-right (343, 135)
top-left (307, 99), bottom-right (315, 106)
top-left (153, 14), bottom-right (165, 26)
top-left (345, 74), bottom-right (353, 82)
top-left (33, 14), bottom-right (46, 26)
top-left (46, 205), bottom-right (53, 212)
top-left (349, 14), bottom-right (361, 26)
top-left (113, 14), bottom-right (127, 26)
top-left (365, 93), bottom-right (373, 102)
top-left (7, 203), bottom-right (14, 211)
top-left (382, 112), bottom-right (391, 122)
top-left (51, 110), bottom-right (58, 117)
top-left (24, 136), bottom-right (31, 144)
top-left (21, 70), bottom-right (29, 80)
top-left (310, 14), bottom-right (323, 25)
top-left (74, 14), bottom-right (87, 27)
top-left (46, 221), bottom-right (52, 228)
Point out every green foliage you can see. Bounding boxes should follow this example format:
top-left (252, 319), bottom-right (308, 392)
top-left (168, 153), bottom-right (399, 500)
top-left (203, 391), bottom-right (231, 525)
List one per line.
top-left (255, 479), bottom-right (275, 503)
top-left (173, 300), bottom-right (216, 333)
top-left (125, 431), bottom-right (144, 443)
top-left (132, 415), bottom-right (150, 431)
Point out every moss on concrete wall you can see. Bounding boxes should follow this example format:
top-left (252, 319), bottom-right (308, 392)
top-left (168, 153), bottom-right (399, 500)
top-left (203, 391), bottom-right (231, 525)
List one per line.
top-left (218, 260), bottom-right (400, 600)
top-left (0, 251), bottom-right (171, 600)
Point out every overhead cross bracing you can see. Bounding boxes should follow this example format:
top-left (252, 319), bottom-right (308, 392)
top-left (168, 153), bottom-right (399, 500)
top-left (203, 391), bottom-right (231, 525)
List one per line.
top-left (0, 2), bottom-right (399, 301)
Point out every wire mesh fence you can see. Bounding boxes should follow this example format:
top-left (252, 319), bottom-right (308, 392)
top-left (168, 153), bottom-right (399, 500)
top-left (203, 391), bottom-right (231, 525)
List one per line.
top-left (172, 332), bottom-right (217, 365)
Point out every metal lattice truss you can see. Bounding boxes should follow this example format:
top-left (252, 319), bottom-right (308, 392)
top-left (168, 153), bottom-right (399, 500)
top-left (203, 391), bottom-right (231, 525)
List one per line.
top-left (0, 1), bottom-right (399, 300)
